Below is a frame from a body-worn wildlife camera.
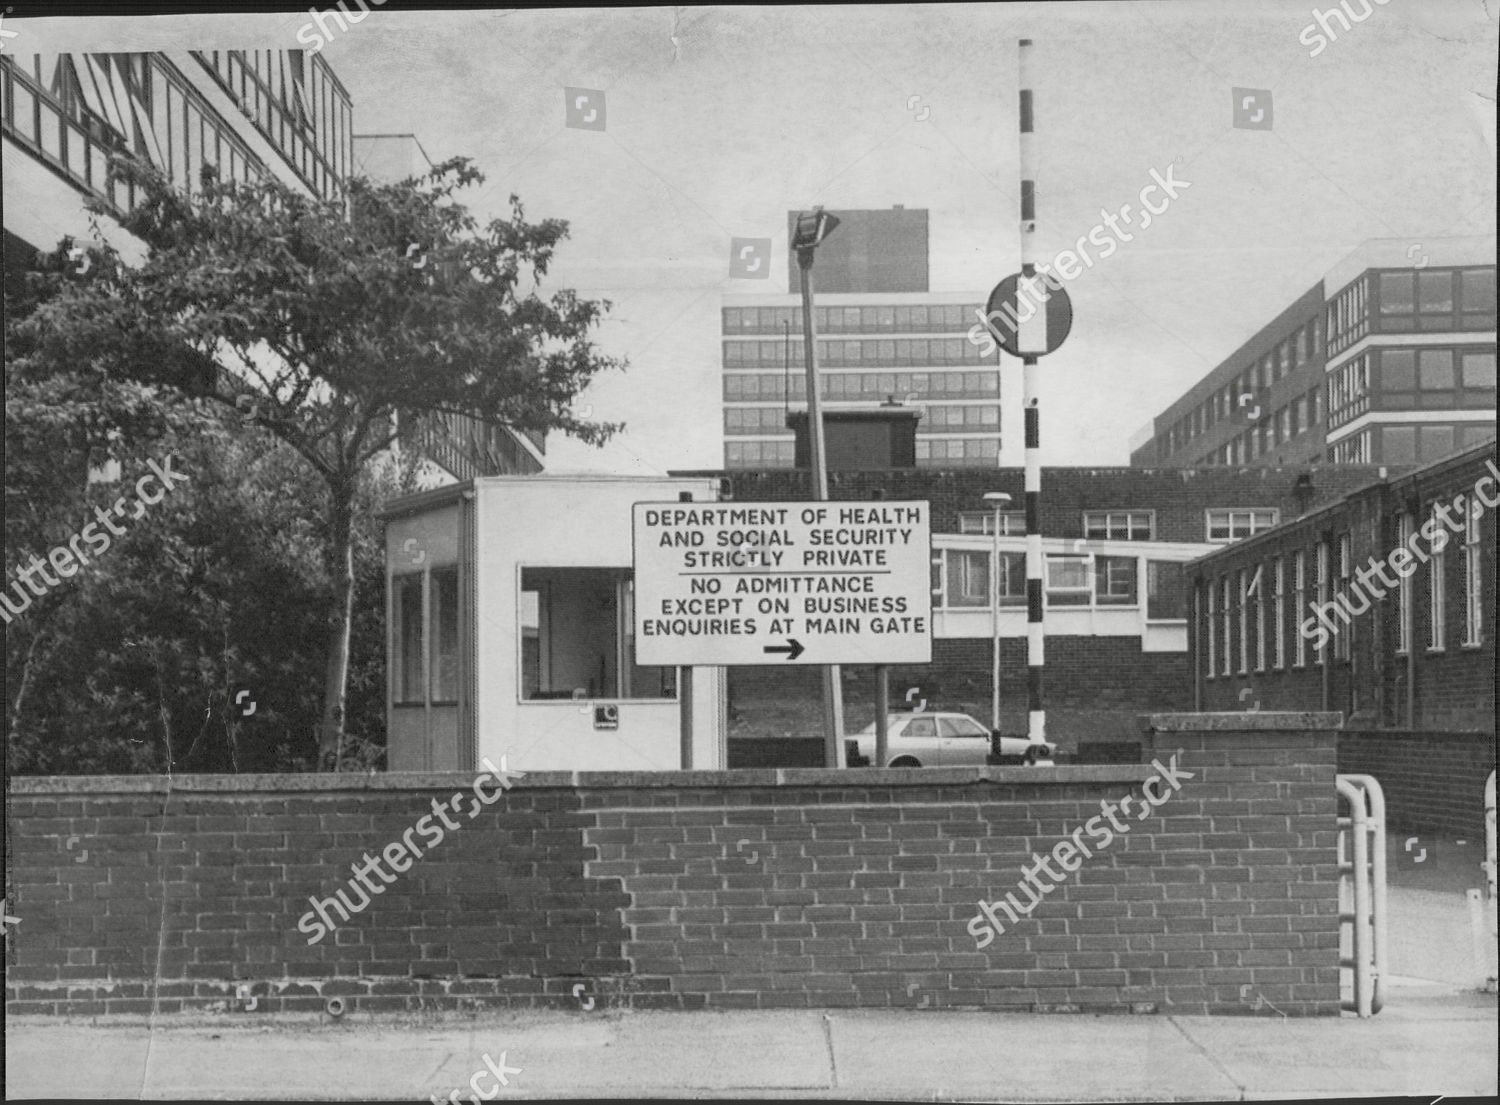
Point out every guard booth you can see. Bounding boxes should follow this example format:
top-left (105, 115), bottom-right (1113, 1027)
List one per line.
top-left (378, 475), bottom-right (728, 773)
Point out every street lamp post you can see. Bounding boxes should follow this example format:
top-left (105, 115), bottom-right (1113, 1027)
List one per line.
top-left (793, 207), bottom-right (846, 769)
top-left (983, 491), bottom-right (1012, 731)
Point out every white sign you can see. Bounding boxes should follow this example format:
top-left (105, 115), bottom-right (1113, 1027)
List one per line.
top-left (631, 500), bottom-right (933, 666)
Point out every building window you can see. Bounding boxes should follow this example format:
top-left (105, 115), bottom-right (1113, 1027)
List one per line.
top-left (1206, 508), bottom-right (1280, 543)
top-left (1094, 556), bottom-right (1138, 606)
top-left (1220, 576), bottom-right (1233, 676)
top-left (1206, 579), bottom-right (1217, 678)
top-left (1082, 510), bottom-right (1154, 540)
top-left (943, 550), bottom-right (990, 607)
top-left (393, 572), bottom-right (425, 705)
top-left (431, 567), bottom-right (460, 703)
top-left (1335, 533), bottom-right (1352, 660)
top-left (1293, 550), bottom-right (1308, 668)
top-left (1252, 564), bottom-right (1267, 672)
top-left (1272, 557), bottom-right (1286, 670)
top-left (1237, 569), bottom-right (1250, 674)
top-left (1045, 556), bottom-right (1093, 607)
top-left (1146, 561), bottom-right (1187, 621)
top-left (957, 511), bottom-right (1025, 535)
top-left (1396, 514), bottom-right (1413, 654)
top-left (940, 549), bottom-right (1023, 608)
top-left (1314, 541), bottom-right (1331, 666)
top-left (1459, 266), bottom-right (1497, 330)
top-left (1428, 511), bottom-right (1446, 651)
top-left (1463, 498), bottom-right (1483, 647)
top-left (520, 568), bottom-right (676, 700)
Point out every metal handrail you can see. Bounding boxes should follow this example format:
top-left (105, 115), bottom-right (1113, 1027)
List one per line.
top-left (1336, 773), bottom-right (1387, 1016)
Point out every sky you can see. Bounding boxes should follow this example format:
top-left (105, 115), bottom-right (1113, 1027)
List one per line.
top-left (22, 1), bottom-right (1499, 475)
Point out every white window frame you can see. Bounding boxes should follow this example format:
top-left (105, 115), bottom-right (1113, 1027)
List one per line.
top-left (1335, 533), bottom-right (1353, 661)
top-left (1253, 564), bottom-right (1267, 673)
top-left (1206, 508), bottom-right (1281, 544)
top-left (1293, 550), bottom-right (1308, 668)
top-left (1206, 580), bottom-right (1217, 679)
top-left (1045, 555), bottom-right (1094, 607)
top-left (1315, 541), bottom-right (1329, 667)
top-left (1272, 557), bottom-right (1286, 671)
top-left (1082, 510), bottom-right (1155, 541)
top-left (1428, 509), bottom-right (1446, 652)
top-left (943, 549), bottom-right (990, 608)
top-left (957, 511), bottom-right (1025, 536)
top-left (1462, 499), bottom-right (1482, 647)
top-left (1220, 576), bottom-right (1232, 676)
top-left (1237, 569), bottom-right (1250, 674)
top-left (1396, 514), bottom-right (1412, 654)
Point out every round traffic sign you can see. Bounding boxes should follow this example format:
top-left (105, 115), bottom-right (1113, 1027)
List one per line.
top-left (983, 272), bottom-right (1073, 358)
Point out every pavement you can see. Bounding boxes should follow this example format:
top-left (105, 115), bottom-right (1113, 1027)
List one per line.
top-left (4, 983), bottom-right (1496, 1101)
top-left (6, 831), bottom-right (1495, 1101)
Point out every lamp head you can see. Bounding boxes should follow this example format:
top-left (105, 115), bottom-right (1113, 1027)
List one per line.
top-left (792, 207), bottom-right (840, 253)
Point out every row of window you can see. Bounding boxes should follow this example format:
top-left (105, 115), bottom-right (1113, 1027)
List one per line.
top-left (956, 507), bottom-right (1277, 543)
top-left (1327, 347), bottom-right (1497, 429)
top-left (1327, 267), bottom-right (1498, 356)
top-left (722, 440), bottom-right (1005, 467)
top-left (1170, 387), bottom-right (1325, 465)
top-left (724, 405), bottom-right (999, 434)
top-left (1327, 422), bottom-right (1496, 466)
top-left (1, 53), bottom-right (266, 216)
top-left (1202, 501), bottom-right (1484, 680)
top-left (934, 550), bottom-right (1188, 619)
top-left (724, 371), bottom-right (999, 401)
top-left (724, 337), bottom-right (996, 368)
top-left (1161, 317), bottom-right (1322, 455)
top-left (1194, 388), bottom-right (1326, 466)
top-left (196, 49), bottom-right (351, 202)
top-left (919, 439), bottom-right (1000, 460)
top-left (1159, 267), bottom-right (1498, 459)
top-left (723, 304), bottom-right (980, 335)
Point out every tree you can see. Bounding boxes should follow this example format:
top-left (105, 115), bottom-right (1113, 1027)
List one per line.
top-left (8, 157), bottom-right (624, 768)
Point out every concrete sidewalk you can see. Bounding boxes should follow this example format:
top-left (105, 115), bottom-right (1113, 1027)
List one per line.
top-left (6, 979), bottom-right (1495, 1101)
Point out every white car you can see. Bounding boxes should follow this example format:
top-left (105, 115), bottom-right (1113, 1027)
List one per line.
top-left (844, 711), bottom-right (1056, 768)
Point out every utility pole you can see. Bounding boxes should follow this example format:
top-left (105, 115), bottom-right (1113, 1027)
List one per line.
top-left (793, 207), bottom-right (846, 769)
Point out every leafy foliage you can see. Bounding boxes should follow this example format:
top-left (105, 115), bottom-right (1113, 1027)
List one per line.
top-left (6, 155), bottom-right (622, 769)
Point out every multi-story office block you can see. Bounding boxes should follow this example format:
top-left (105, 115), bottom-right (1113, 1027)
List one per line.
top-left (1131, 237), bottom-right (1496, 469)
top-left (721, 291), bottom-right (1001, 469)
top-left (2, 52), bottom-right (538, 478)
top-left (724, 207), bottom-right (1000, 470)
top-left (3, 49), bottom-right (349, 280)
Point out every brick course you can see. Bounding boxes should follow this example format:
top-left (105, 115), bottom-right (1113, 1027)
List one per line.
top-left (6, 716), bottom-right (1342, 1018)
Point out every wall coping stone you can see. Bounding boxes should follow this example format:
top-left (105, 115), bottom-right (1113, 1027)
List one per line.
top-left (6, 764), bottom-right (1158, 796)
top-left (1140, 711), bottom-right (1344, 733)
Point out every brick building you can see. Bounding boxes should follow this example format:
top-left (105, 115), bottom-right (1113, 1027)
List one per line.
top-left (674, 462), bottom-right (1397, 747)
top-left (1185, 438), bottom-right (1497, 732)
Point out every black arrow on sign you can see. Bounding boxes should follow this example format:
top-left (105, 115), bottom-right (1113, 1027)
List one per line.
top-left (763, 639), bottom-right (804, 661)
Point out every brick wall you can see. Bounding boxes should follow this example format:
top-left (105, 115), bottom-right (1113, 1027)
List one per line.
top-left (693, 464), bottom-right (1388, 543)
top-left (1337, 730), bottom-right (1498, 838)
top-left (1192, 442), bottom-right (1497, 732)
top-left (5, 715), bottom-right (1343, 1018)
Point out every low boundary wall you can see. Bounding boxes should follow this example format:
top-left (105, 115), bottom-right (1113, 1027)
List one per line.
top-left (1336, 729), bottom-right (1497, 838)
top-left (5, 714), bottom-right (1342, 1016)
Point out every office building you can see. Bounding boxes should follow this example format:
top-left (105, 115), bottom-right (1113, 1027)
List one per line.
top-left (1130, 237), bottom-right (1496, 470)
top-left (724, 208), bottom-right (999, 469)
top-left (2, 52), bottom-right (537, 480)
